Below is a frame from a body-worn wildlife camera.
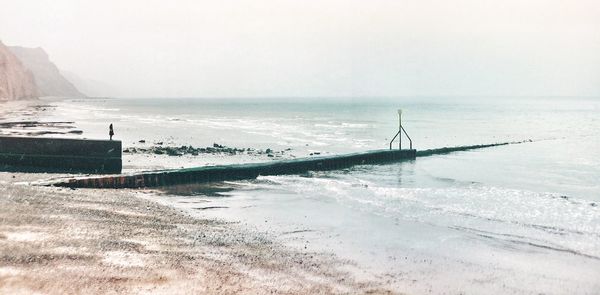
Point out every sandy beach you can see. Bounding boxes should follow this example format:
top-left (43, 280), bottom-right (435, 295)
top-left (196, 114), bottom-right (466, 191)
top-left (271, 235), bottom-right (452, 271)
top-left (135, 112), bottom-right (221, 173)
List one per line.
top-left (0, 101), bottom-right (395, 294)
top-left (0, 173), bottom-right (396, 294)
top-left (3, 1), bottom-right (600, 292)
top-left (2, 97), bottom-right (600, 294)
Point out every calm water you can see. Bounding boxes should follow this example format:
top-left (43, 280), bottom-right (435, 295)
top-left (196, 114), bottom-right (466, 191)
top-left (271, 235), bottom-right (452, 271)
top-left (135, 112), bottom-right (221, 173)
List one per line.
top-left (46, 97), bottom-right (600, 293)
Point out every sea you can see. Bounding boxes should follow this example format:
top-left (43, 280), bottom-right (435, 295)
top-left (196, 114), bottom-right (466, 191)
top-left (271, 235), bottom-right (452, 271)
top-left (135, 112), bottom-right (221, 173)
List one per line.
top-left (38, 96), bottom-right (600, 293)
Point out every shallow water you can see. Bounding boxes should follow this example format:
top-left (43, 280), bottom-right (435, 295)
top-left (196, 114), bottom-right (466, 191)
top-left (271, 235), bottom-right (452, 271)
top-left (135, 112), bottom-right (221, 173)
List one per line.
top-left (34, 96), bottom-right (600, 293)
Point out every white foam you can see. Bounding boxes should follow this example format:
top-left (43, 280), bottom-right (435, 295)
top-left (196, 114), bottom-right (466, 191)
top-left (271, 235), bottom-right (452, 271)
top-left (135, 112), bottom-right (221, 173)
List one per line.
top-left (252, 174), bottom-right (600, 257)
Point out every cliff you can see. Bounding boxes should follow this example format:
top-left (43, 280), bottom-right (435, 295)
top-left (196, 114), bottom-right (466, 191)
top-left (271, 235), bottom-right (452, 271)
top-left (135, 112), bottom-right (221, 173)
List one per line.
top-left (9, 46), bottom-right (85, 98)
top-left (0, 41), bottom-right (38, 100)
top-left (61, 70), bottom-right (119, 98)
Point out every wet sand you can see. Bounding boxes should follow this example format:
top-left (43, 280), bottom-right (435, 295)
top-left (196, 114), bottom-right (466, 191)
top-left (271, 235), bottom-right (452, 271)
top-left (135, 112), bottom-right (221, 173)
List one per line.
top-left (0, 99), bottom-right (83, 136)
top-left (0, 173), bottom-right (395, 294)
top-left (0, 101), bottom-right (397, 294)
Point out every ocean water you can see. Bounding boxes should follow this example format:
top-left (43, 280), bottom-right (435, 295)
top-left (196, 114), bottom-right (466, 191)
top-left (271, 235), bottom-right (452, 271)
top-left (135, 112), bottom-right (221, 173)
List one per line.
top-left (42, 97), bottom-right (600, 293)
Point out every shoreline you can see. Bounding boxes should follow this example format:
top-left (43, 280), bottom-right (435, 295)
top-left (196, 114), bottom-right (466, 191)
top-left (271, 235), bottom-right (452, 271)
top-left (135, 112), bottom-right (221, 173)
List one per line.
top-left (0, 100), bottom-right (396, 293)
top-left (3, 98), bottom-right (600, 294)
top-left (0, 171), bottom-right (395, 294)
top-left (0, 98), bottom-right (83, 137)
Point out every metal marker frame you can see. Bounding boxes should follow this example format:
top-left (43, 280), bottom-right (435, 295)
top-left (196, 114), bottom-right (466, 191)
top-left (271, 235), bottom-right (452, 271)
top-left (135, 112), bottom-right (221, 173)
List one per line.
top-left (389, 109), bottom-right (413, 150)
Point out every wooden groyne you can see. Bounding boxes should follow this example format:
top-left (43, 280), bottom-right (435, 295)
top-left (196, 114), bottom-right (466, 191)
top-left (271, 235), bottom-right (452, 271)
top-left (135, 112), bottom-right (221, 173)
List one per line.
top-left (0, 136), bottom-right (122, 174)
top-left (47, 141), bottom-right (520, 189)
top-left (415, 142), bottom-right (511, 157)
top-left (51, 149), bottom-right (417, 188)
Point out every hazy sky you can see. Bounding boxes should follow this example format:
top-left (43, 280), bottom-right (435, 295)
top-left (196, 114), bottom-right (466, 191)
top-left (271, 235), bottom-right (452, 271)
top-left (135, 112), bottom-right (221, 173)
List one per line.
top-left (1, 0), bottom-right (599, 98)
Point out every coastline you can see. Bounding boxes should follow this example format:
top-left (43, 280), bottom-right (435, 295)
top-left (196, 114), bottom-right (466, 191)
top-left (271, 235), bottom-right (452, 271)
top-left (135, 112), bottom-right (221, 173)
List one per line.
top-left (0, 173), bottom-right (394, 294)
top-left (0, 100), bottom-right (395, 294)
top-left (0, 99), bottom-right (37, 118)
top-left (3, 98), bottom-right (600, 294)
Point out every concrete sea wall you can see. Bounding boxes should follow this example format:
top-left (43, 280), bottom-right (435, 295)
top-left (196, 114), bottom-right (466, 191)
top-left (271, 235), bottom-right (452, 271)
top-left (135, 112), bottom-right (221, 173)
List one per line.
top-left (0, 136), bottom-right (122, 173)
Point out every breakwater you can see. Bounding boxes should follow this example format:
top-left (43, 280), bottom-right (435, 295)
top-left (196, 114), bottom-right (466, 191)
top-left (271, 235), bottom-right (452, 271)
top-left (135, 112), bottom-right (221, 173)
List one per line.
top-left (51, 149), bottom-right (417, 188)
top-left (0, 136), bottom-right (121, 174)
top-left (48, 141), bottom-right (519, 189)
top-left (415, 142), bottom-right (511, 157)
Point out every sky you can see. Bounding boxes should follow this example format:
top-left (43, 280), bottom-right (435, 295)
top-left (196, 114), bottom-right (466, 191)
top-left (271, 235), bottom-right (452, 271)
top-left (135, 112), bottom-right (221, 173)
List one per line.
top-left (1, 0), bottom-right (599, 98)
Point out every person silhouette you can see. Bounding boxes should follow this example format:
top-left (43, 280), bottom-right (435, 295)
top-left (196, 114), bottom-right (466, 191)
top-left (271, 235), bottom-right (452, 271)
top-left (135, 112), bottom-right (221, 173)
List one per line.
top-left (109, 124), bottom-right (114, 140)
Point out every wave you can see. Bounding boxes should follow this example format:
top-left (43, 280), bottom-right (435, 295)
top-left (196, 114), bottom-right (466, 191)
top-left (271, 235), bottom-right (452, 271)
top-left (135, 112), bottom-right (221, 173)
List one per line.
top-left (243, 174), bottom-right (600, 258)
top-left (452, 226), bottom-right (600, 260)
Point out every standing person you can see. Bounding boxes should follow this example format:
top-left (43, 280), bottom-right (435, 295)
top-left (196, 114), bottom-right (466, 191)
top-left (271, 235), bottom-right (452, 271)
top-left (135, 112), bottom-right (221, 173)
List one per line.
top-left (109, 124), bottom-right (114, 140)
